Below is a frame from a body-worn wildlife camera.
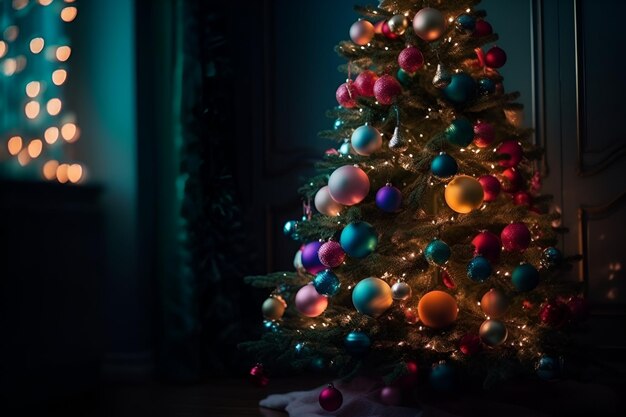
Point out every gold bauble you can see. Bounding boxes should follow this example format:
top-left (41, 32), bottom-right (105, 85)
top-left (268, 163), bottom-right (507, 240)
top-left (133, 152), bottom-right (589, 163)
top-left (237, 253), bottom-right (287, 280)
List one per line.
top-left (387, 14), bottom-right (409, 35)
top-left (417, 290), bottom-right (458, 329)
top-left (262, 296), bottom-right (286, 320)
top-left (444, 175), bottom-right (484, 214)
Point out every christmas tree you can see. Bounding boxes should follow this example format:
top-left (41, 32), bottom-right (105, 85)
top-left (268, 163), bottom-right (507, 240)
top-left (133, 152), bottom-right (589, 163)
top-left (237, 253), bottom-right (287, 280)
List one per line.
top-left (242, 0), bottom-right (584, 398)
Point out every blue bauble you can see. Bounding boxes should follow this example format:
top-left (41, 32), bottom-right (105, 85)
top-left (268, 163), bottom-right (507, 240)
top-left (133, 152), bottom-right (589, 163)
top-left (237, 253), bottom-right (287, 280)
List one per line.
top-left (352, 277), bottom-right (393, 317)
top-left (344, 331), bottom-right (371, 356)
top-left (424, 239), bottom-right (451, 265)
top-left (283, 220), bottom-right (299, 239)
top-left (477, 77), bottom-right (496, 95)
top-left (397, 68), bottom-right (414, 87)
top-left (338, 139), bottom-right (353, 155)
top-left (445, 118), bottom-right (474, 147)
top-left (536, 355), bottom-right (562, 380)
top-left (314, 270), bottom-right (341, 296)
top-left (430, 153), bottom-right (458, 178)
top-left (443, 73), bottom-right (476, 104)
top-left (541, 246), bottom-right (563, 269)
top-left (376, 184), bottom-right (402, 212)
top-left (511, 263), bottom-right (540, 292)
top-left (429, 361), bottom-right (455, 391)
top-left (455, 14), bottom-right (476, 33)
top-left (467, 256), bottom-right (492, 282)
top-left (351, 124), bottom-right (382, 156)
top-left (340, 221), bottom-right (378, 258)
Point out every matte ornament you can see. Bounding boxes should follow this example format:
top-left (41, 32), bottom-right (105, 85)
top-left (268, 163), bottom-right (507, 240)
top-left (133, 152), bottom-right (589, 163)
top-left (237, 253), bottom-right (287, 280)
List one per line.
top-left (340, 221), bottom-right (378, 258)
top-left (374, 20), bottom-right (385, 35)
top-left (471, 230), bottom-right (501, 262)
top-left (539, 300), bottom-right (570, 328)
top-left (249, 363), bottom-right (269, 387)
top-left (283, 220), bottom-right (299, 239)
top-left (262, 296), bottom-right (287, 321)
top-left (391, 281), bottom-right (412, 300)
top-left (455, 14), bottom-right (476, 33)
top-left (318, 240), bottom-right (346, 268)
top-left (374, 74), bottom-right (402, 105)
top-left (396, 68), bottom-right (414, 87)
top-left (514, 191), bottom-right (532, 207)
top-left (380, 386), bottom-right (402, 406)
top-left (398, 46), bottom-right (424, 73)
top-left (481, 289), bottom-right (508, 318)
top-left (477, 77), bottom-right (496, 95)
top-left (387, 14), bottom-right (409, 35)
top-left (485, 46), bottom-right (507, 68)
top-left (474, 20), bottom-right (493, 37)
top-left (424, 239), bottom-right (451, 265)
top-left (567, 296), bottom-right (589, 321)
top-left (497, 140), bottom-right (523, 167)
top-left (473, 120), bottom-right (495, 148)
top-left (445, 118), bottom-right (474, 147)
top-left (443, 72), bottom-right (476, 104)
top-left (417, 290), bottom-right (458, 329)
top-left (313, 270), bottom-right (341, 296)
top-left (445, 175), bottom-right (484, 213)
top-left (511, 263), bottom-right (540, 292)
top-left (388, 126), bottom-right (408, 152)
top-left (314, 186), bottom-right (343, 217)
top-left (501, 222), bottom-right (531, 252)
top-left (501, 168), bottom-right (523, 193)
top-left (344, 330), bottom-right (371, 356)
top-left (293, 249), bottom-right (304, 271)
top-left (442, 270), bottom-right (456, 289)
top-left (430, 152), bottom-right (458, 178)
top-left (541, 246), bottom-right (563, 269)
top-left (404, 307), bottom-right (419, 324)
top-left (467, 256), bottom-right (492, 282)
top-left (429, 361), bottom-right (455, 391)
top-left (479, 175), bottom-right (501, 202)
top-left (353, 70), bottom-right (378, 97)
top-left (432, 63), bottom-right (452, 88)
top-left (479, 319), bottom-right (508, 347)
top-left (375, 184), bottom-right (402, 212)
top-left (319, 384), bottom-right (343, 411)
top-left (413, 7), bottom-right (446, 41)
top-left (459, 333), bottom-right (482, 356)
top-left (351, 124), bottom-right (382, 156)
top-left (350, 20), bottom-right (375, 45)
top-left (336, 81), bottom-right (359, 108)
top-left (536, 355), bottom-right (562, 381)
top-left (301, 241), bottom-right (326, 274)
top-left (328, 165), bottom-right (370, 206)
top-left (352, 277), bottom-right (393, 317)
top-left (295, 284), bottom-right (328, 317)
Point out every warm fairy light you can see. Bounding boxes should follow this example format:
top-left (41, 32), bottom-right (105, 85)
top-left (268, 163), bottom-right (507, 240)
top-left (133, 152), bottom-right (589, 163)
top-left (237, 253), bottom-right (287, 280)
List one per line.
top-left (4, 26), bottom-right (19, 42)
top-left (44, 127), bottom-right (59, 144)
top-left (25, 101), bottom-right (40, 119)
top-left (55, 46), bottom-right (71, 61)
top-left (61, 123), bottom-right (77, 141)
top-left (52, 69), bottom-right (67, 85)
top-left (0, 41), bottom-right (6, 58)
top-left (60, 6), bottom-right (77, 22)
top-left (17, 149), bottom-right (30, 166)
top-left (15, 55), bottom-right (27, 72)
top-left (7, 136), bottom-right (23, 155)
top-left (3, 58), bottom-right (17, 76)
top-left (43, 160), bottom-right (59, 180)
top-left (26, 81), bottom-right (41, 97)
top-left (46, 98), bottom-right (62, 115)
top-left (30, 37), bottom-right (45, 53)
top-left (27, 139), bottom-right (43, 158)
top-left (39, 0), bottom-right (53, 5)
top-left (13, 0), bottom-right (29, 11)
top-left (56, 163), bottom-right (69, 183)
top-left (67, 164), bottom-right (82, 183)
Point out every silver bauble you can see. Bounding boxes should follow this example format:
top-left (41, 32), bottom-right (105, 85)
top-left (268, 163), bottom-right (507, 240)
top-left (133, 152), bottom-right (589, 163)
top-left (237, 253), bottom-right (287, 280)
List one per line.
top-left (388, 126), bottom-right (408, 152)
top-left (433, 63), bottom-right (452, 88)
top-left (387, 14), bottom-right (409, 35)
top-left (413, 7), bottom-right (446, 41)
top-left (391, 281), bottom-right (412, 301)
top-left (479, 319), bottom-right (508, 347)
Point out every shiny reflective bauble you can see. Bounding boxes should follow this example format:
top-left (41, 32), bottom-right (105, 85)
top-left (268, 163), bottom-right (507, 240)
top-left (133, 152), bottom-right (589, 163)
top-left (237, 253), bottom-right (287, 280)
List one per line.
top-left (313, 270), bottom-right (341, 296)
top-left (500, 167), bottom-right (523, 193)
top-left (350, 20), bottom-right (375, 45)
top-left (478, 175), bottom-right (501, 202)
top-left (387, 14), bottom-right (409, 35)
top-left (413, 7), bottom-right (446, 41)
top-left (295, 284), bottom-right (328, 317)
top-left (479, 319), bottom-right (508, 346)
top-left (471, 230), bottom-right (501, 262)
top-left (541, 246), bottom-right (563, 269)
top-left (443, 72), bottom-right (476, 104)
top-left (398, 46), bottom-right (424, 73)
top-left (344, 330), bottom-right (371, 356)
top-left (485, 46), bottom-right (507, 68)
top-left (319, 384), bottom-right (343, 411)
top-left (391, 281), bottom-right (412, 300)
top-left (481, 289), bottom-right (508, 318)
top-left (473, 120), bottom-right (495, 148)
top-left (317, 240), bottom-right (345, 268)
top-left (445, 117), bottom-right (474, 147)
top-left (338, 140), bottom-right (353, 156)
top-left (501, 222), bottom-right (531, 252)
top-left (283, 220), bottom-right (299, 239)
top-left (429, 361), bottom-right (455, 391)
top-left (467, 256), bottom-right (492, 282)
top-left (433, 63), bottom-right (452, 88)
top-left (536, 355), bottom-right (562, 380)
top-left (424, 239), bottom-right (451, 265)
top-left (497, 140), bottom-right (523, 167)
top-left (352, 277), bottom-right (393, 317)
top-left (445, 175), bottom-right (484, 214)
top-left (373, 74), bottom-right (402, 105)
top-left (455, 13), bottom-right (476, 33)
top-left (293, 248), bottom-right (304, 271)
top-left (430, 152), bottom-right (458, 178)
top-left (477, 77), bottom-right (496, 95)
top-left (340, 221), bottom-right (378, 258)
top-left (514, 191), bottom-right (532, 207)
top-left (375, 184), bottom-right (402, 212)
top-left (388, 126), bottom-right (408, 152)
top-left (353, 70), bottom-right (378, 97)
top-left (301, 241), bottom-right (326, 274)
top-left (512, 263), bottom-right (540, 292)
top-left (396, 68), bottom-right (414, 88)
top-left (417, 290), bottom-right (458, 329)
top-left (314, 185), bottom-right (344, 217)
top-left (335, 81), bottom-right (359, 108)
top-left (351, 124), bottom-right (382, 156)
top-left (262, 296), bottom-right (286, 320)
top-left (328, 165), bottom-right (370, 206)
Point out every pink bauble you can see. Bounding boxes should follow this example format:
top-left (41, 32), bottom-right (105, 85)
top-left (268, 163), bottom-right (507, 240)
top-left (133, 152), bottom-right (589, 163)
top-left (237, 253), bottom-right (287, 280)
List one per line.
top-left (354, 70), bottom-right (378, 97)
top-left (336, 82), bottom-right (359, 108)
top-left (501, 168), bottom-right (523, 193)
top-left (328, 165), bottom-right (370, 206)
top-left (497, 140), bottom-right (523, 167)
top-left (380, 386), bottom-right (402, 406)
top-left (485, 46), bottom-right (507, 68)
top-left (479, 175), bottom-right (501, 202)
top-left (398, 46), bottom-right (424, 73)
top-left (442, 270), bottom-right (456, 289)
top-left (514, 191), bottom-right (532, 207)
top-left (295, 284), bottom-right (328, 317)
top-left (318, 241), bottom-right (346, 268)
top-left (319, 384), bottom-right (343, 411)
top-left (501, 222), bottom-right (531, 252)
top-left (381, 20), bottom-right (399, 39)
top-left (481, 289), bottom-right (508, 318)
top-left (314, 185), bottom-right (343, 216)
top-left (473, 121), bottom-right (495, 148)
top-left (373, 75), bottom-right (402, 105)
top-left (350, 20), bottom-right (375, 45)
top-left (471, 231), bottom-right (501, 262)
top-left (474, 20), bottom-right (493, 37)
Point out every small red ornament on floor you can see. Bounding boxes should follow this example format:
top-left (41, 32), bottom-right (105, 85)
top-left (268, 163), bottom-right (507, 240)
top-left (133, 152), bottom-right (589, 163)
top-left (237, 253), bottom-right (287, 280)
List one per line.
top-left (249, 363), bottom-right (269, 387)
top-left (319, 383), bottom-right (343, 411)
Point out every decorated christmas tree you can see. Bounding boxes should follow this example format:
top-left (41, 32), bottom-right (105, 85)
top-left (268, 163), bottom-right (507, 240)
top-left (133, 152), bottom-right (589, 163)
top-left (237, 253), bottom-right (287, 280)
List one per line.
top-left (242, 0), bottom-right (585, 408)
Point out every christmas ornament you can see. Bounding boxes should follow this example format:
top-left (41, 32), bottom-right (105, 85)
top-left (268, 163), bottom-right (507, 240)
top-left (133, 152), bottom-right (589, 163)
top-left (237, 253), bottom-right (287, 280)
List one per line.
top-left (283, 220), bottom-right (298, 239)
top-left (396, 68), bottom-right (414, 87)
top-left (430, 361), bottom-right (455, 391)
top-left (388, 126), bottom-right (408, 152)
top-left (301, 241), bottom-right (326, 274)
top-left (344, 330), bottom-right (371, 356)
top-left (319, 384), bottom-right (343, 411)
top-left (387, 14), bottom-right (409, 35)
top-left (338, 140), bottom-right (354, 156)
top-left (459, 333), bottom-right (482, 355)
top-left (445, 175), bottom-right (484, 213)
top-left (374, 74), bottom-right (402, 105)
top-left (432, 63), bottom-right (452, 88)
top-left (314, 185), bottom-right (344, 217)
top-left (262, 296), bottom-right (287, 320)
top-left (497, 140), bottom-right (523, 167)
top-left (430, 152), bottom-right (458, 178)
top-left (514, 191), bottom-right (532, 207)
top-left (481, 289), bottom-right (508, 318)
top-left (442, 270), bottom-right (456, 289)
top-left (336, 81), bottom-right (359, 108)
top-left (443, 72), bottom-right (476, 104)
top-left (328, 165), bottom-right (370, 206)
top-left (445, 117), bottom-right (474, 147)
top-left (539, 300), bottom-right (570, 328)
top-left (455, 14), bottom-right (476, 33)
top-left (318, 240), bottom-right (346, 268)
top-left (477, 77), bottom-right (496, 95)
top-left (501, 167), bottom-right (523, 193)
top-left (249, 363), bottom-right (269, 387)
top-left (263, 319), bottom-right (280, 333)
top-left (398, 46), bottom-right (424, 73)
top-left (473, 120), bottom-right (495, 148)
top-left (381, 20), bottom-right (399, 39)
top-left (374, 20), bottom-right (385, 35)
top-left (413, 7), bottom-right (446, 41)
top-left (567, 296), bottom-right (588, 321)
top-left (511, 263), bottom-right (540, 292)
top-left (474, 20), bottom-right (493, 37)
top-left (424, 239), bottom-right (451, 265)
top-left (541, 246), bottom-right (563, 269)
top-left (350, 20), bottom-right (375, 45)
top-left (293, 248), bottom-right (304, 271)
top-left (485, 46), bottom-right (507, 68)
top-left (295, 283), bottom-right (328, 317)
top-left (340, 221), bottom-right (378, 258)
top-left (351, 124), bottom-right (382, 156)
top-left (353, 70), bottom-right (378, 97)
top-left (536, 355), bottom-right (562, 380)
top-left (380, 386), bottom-right (402, 406)
top-left (391, 281), bottom-right (412, 300)
top-left (467, 256), bottom-right (492, 282)
top-left (376, 184), bottom-right (402, 212)
top-left (334, 118), bottom-right (344, 130)
top-left (479, 175), bottom-right (501, 202)
top-left (504, 106), bottom-right (524, 127)
top-left (417, 290), bottom-right (458, 329)
top-left (352, 277), bottom-right (393, 317)
top-left (479, 319), bottom-right (508, 347)
top-left (404, 307), bottom-right (419, 324)
top-left (314, 270), bottom-right (341, 296)
top-left (501, 222), bottom-right (531, 252)
top-left (471, 230), bottom-right (501, 262)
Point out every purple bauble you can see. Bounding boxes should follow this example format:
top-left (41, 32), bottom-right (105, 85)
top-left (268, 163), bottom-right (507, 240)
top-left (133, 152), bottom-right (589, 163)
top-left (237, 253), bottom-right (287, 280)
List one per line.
top-left (501, 222), bottom-right (531, 252)
top-left (497, 140), bottom-right (523, 167)
top-left (295, 284), bottom-right (328, 317)
top-left (301, 241), bottom-right (325, 274)
top-left (375, 184), bottom-right (402, 212)
top-left (398, 46), bottom-right (424, 73)
top-left (319, 384), bottom-right (343, 411)
top-left (318, 241), bottom-right (346, 268)
top-left (380, 386), bottom-right (402, 406)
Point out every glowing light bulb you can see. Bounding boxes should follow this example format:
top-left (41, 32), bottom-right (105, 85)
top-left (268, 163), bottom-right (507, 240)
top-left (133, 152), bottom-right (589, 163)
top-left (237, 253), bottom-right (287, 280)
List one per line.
top-left (28, 139), bottom-right (43, 158)
top-left (52, 69), bottom-right (67, 85)
top-left (39, 0), bottom-right (53, 5)
top-left (43, 160), bottom-right (59, 180)
top-left (25, 101), bottom-right (40, 119)
top-left (13, 0), bottom-right (28, 11)
top-left (30, 37), bottom-right (45, 54)
top-left (7, 136), bottom-right (23, 155)
top-left (26, 81), bottom-right (41, 97)
top-left (61, 6), bottom-right (77, 22)
top-left (61, 123), bottom-right (77, 141)
top-left (67, 164), bottom-right (82, 183)
top-left (46, 98), bottom-right (62, 115)
top-left (55, 46), bottom-right (71, 62)
top-left (44, 127), bottom-right (59, 144)
top-left (56, 164), bottom-right (69, 183)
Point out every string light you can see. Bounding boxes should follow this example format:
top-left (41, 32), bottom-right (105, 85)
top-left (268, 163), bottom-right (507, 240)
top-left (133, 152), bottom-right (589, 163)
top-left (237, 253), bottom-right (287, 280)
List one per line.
top-left (44, 127), bottom-right (59, 144)
top-left (30, 37), bottom-right (45, 53)
top-left (60, 7), bottom-right (77, 22)
top-left (52, 69), bottom-right (67, 85)
top-left (26, 81), bottom-right (41, 97)
top-left (55, 45), bottom-right (71, 61)
top-left (7, 136), bottom-right (23, 155)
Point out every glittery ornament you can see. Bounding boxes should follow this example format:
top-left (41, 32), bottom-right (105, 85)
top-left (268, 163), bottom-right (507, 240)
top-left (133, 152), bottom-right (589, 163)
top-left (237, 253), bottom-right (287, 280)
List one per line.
top-left (541, 246), bottom-right (563, 269)
top-left (424, 239), bottom-right (451, 265)
top-left (336, 81), bottom-right (359, 108)
top-left (353, 70), bottom-right (378, 97)
top-left (374, 74), bottom-right (402, 105)
top-left (389, 126), bottom-right (408, 152)
top-left (313, 269), bottom-right (341, 296)
top-left (433, 63), bottom-right (452, 88)
top-left (501, 222), bottom-right (531, 252)
top-left (398, 46), bottom-right (424, 73)
top-left (318, 240), bottom-right (345, 268)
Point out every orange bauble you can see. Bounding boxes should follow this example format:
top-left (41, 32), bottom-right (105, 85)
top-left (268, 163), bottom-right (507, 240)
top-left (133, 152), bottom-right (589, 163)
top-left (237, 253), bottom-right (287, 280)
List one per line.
top-left (417, 290), bottom-right (458, 329)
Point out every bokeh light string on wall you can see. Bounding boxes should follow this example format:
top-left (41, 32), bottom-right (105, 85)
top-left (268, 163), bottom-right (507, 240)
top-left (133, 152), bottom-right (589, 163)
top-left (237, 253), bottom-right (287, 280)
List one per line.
top-left (0, 0), bottom-right (82, 184)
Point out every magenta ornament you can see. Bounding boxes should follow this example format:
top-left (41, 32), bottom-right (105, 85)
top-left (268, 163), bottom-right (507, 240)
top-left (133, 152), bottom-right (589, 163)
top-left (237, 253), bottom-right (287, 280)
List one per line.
top-left (318, 241), bottom-right (346, 268)
top-left (319, 384), bottom-right (343, 411)
top-left (373, 74), bottom-right (402, 105)
top-left (398, 46), bottom-right (424, 73)
top-left (295, 284), bottom-right (328, 317)
top-left (501, 222), bottom-right (531, 252)
top-left (497, 140), bottom-right (523, 167)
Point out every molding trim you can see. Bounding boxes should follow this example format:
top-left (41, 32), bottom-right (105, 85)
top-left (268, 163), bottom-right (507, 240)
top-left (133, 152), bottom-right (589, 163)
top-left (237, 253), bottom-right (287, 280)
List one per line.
top-left (531, 0), bottom-right (548, 176)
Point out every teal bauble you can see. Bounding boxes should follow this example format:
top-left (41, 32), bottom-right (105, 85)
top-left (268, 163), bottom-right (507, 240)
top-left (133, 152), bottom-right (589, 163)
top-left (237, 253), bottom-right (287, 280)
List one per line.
top-left (477, 77), bottom-right (496, 95)
top-left (283, 220), bottom-right (299, 239)
top-left (429, 361), bottom-right (455, 391)
top-left (340, 221), bottom-right (378, 258)
top-left (443, 72), bottom-right (476, 104)
top-left (467, 256), bottom-right (492, 282)
top-left (352, 277), bottom-right (393, 317)
top-left (430, 152), bottom-right (458, 178)
top-left (396, 68), bottom-right (414, 87)
top-left (536, 355), bottom-right (562, 380)
top-left (511, 263), bottom-right (540, 291)
top-left (313, 270), bottom-right (341, 296)
top-left (351, 124), bottom-right (382, 156)
top-left (445, 118), bottom-right (474, 147)
top-left (344, 331), bottom-right (371, 356)
top-left (541, 246), bottom-right (563, 269)
top-left (424, 239), bottom-right (451, 265)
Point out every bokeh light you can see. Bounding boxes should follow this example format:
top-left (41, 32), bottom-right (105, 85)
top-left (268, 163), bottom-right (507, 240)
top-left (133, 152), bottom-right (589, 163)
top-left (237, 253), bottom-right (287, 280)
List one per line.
top-left (3, 58), bottom-right (17, 76)
top-left (55, 46), bottom-right (71, 62)
top-left (25, 101), bottom-right (40, 119)
top-left (26, 81), bottom-right (41, 97)
top-left (30, 37), bottom-right (45, 54)
top-left (0, 41), bottom-right (7, 58)
top-left (67, 164), bottom-right (82, 183)
top-left (46, 98), bottom-right (62, 116)
top-left (43, 160), bottom-right (59, 180)
top-left (61, 7), bottom-right (77, 22)
top-left (44, 127), bottom-right (59, 144)
top-left (7, 136), bottom-right (23, 155)
top-left (28, 139), bottom-right (43, 158)
top-left (17, 149), bottom-right (30, 166)
top-left (3, 26), bottom-right (19, 42)
top-left (61, 123), bottom-right (77, 141)
top-left (52, 69), bottom-right (67, 85)
top-left (56, 163), bottom-right (69, 183)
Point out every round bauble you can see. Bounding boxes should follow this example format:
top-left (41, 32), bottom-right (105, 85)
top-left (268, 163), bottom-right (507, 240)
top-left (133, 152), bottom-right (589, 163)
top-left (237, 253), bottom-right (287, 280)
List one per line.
top-left (350, 20), bottom-right (375, 45)
top-left (485, 46), bottom-right (507, 68)
top-left (511, 263), bottom-right (540, 292)
top-left (404, 307), bottom-right (419, 324)
top-left (477, 77), bottom-right (496, 95)
top-left (473, 120), bottom-right (495, 148)
top-left (541, 246), bottom-right (563, 269)
top-left (413, 7), bottom-right (446, 41)
top-left (445, 117), bottom-right (474, 147)
top-left (295, 284), bottom-right (328, 317)
top-left (319, 384), bottom-right (343, 412)
top-left (381, 20), bottom-right (400, 39)
top-left (467, 256), bottom-right (492, 282)
top-left (479, 175), bottom-right (501, 202)
top-left (283, 220), bottom-right (299, 239)
top-left (398, 46), bottom-right (424, 73)
top-left (375, 184), bottom-right (402, 212)
top-left (301, 241), bottom-right (326, 274)
top-left (328, 165), bottom-right (370, 206)
top-left (514, 191), bottom-right (532, 207)
top-left (388, 126), bottom-right (409, 152)
top-left (424, 239), bottom-right (451, 265)
top-left (249, 363), bottom-right (269, 387)
top-left (481, 289), bottom-right (508, 318)
top-left (318, 240), bottom-right (345, 268)
top-left (374, 20), bottom-right (385, 35)
top-left (336, 81), bottom-right (359, 108)
top-left (344, 330), bottom-right (371, 356)
top-left (338, 139), bottom-right (353, 156)
top-left (353, 70), bottom-right (378, 97)
top-left (293, 248), bottom-right (304, 271)
top-left (417, 290), bottom-right (458, 329)
top-left (567, 296), bottom-right (588, 321)
top-left (539, 300), bottom-right (570, 328)
top-left (443, 72), bottom-right (476, 104)
top-left (352, 277), bottom-right (393, 317)
top-left (501, 222), bottom-right (531, 252)
top-left (445, 175), bottom-right (484, 213)
top-left (314, 185), bottom-right (343, 216)
top-left (471, 230), bottom-right (501, 262)
top-left (497, 140), bottom-right (523, 167)
top-left (387, 14), bottom-right (409, 35)
top-left (479, 319), bottom-right (508, 346)
top-left (442, 270), bottom-right (456, 289)
top-left (262, 296), bottom-right (287, 321)
top-left (391, 281), bottom-right (412, 301)
top-left (374, 74), bottom-right (402, 105)
top-left (455, 13), bottom-right (476, 33)
top-left (430, 152), bottom-right (458, 178)
top-left (459, 333), bottom-right (482, 355)
top-left (474, 20), bottom-right (493, 37)
top-left (351, 124), bottom-right (382, 156)
top-left (501, 167), bottom-right (523, 193)
top-left (536, 355), bottom-right (562, 381)
top-left (396, 68), bottom-right (414, 87)
top-left (429, 361), bottom-right (455, 391)
top-left (380, 386), bottom-right (402, 406)
top-left (313, 270), bottom-right (341, 296)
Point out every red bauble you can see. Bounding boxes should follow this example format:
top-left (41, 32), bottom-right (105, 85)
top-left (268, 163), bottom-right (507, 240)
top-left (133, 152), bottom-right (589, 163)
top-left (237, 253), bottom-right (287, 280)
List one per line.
top-left (380, 386), bottom-right (402, 406)
top-left (485, 46), bottom-right (507, 68)
top-left (249, 363), bottom-right (269, 387)
top-left (474, 20), bottom-right (493, 37)
top-left (319, 384), bottom-right (343, 411)
top-left (336, 81), bottom-right (359, 108)
top-left (497, 140), bottom-right (523, 167)
top-left (381, 21), bottom-right (399, 39)
top-left (404, 307), bottom-right (419, 324)
top-left (442, 270), bottom-right (456, 289)
top-left (479, 175), bottom-right (501, 202)
top-left (459, 333), bottom-right (482, 355)
top-left (539, 301), bottom-right (571, 328)
top-left (398, 46), bottom-right (424, 73)
top-left (374, 20), bottom-right (385, 35)
top-left (374, 75), bottom-right (402, 105)
top-left (501, 222), bottom-right (531, 252)
top-left (397, 361), bottom-right (419, 389)
top-left (501, 168), bottom-right (523, 193)
top-left (354, 70), bottom-right (378, 97)
top-left (318, 241), bottom-right (346, 268)
top-left (471, 230), bottom-right (501, 262)
top-left (514, 191), bottom-right (532, 207)
top-left (567, 296), bottom-right (589, 322)
top-left (473, 120), bottom-right (495, 148)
